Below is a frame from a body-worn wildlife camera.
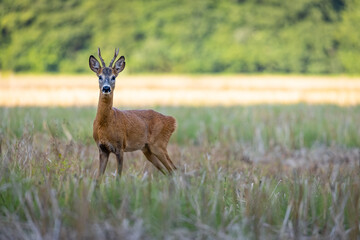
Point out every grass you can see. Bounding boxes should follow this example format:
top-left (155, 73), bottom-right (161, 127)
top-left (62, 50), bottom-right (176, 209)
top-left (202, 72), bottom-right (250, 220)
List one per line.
top-left (1, 105), bottom-right (360, 147)
top-left (0, 105), bottom-right (359, 239)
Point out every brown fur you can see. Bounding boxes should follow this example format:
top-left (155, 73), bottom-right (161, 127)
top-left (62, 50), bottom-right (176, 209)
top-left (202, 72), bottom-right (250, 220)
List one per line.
top-left (90, 50), bottom-right (177, 178)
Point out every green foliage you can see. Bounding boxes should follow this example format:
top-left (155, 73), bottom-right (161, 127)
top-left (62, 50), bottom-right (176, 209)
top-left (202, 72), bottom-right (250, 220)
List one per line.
top-left (0, 0), bottom-right (359, 74)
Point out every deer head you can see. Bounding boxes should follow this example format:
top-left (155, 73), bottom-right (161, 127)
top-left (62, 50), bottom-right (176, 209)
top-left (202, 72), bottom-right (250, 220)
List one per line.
top-left (89, 48), bottom-right (125, 95)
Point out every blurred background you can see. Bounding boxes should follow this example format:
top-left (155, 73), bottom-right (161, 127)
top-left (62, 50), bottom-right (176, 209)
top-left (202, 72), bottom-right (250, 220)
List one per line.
top-left (1, 0), bottom-right (360, 107)
top-left (1, 0), bottom-right (359, 74)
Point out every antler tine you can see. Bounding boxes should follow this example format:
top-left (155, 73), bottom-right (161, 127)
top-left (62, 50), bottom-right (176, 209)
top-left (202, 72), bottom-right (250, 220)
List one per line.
top-left (97, 48), bottom-right (106, 67)
top-left (108, 48), bottom-right (119, 67)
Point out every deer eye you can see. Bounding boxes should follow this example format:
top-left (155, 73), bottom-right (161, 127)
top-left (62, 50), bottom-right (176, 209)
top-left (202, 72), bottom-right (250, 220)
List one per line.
top-left (111, 76), bottom-right (115, 81)
top-left (99, 76), bottom-right (103, 81)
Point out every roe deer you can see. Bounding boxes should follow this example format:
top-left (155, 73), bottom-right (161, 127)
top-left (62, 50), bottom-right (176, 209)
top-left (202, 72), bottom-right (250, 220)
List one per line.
top-left (89, 48), bottom-right (177, 178)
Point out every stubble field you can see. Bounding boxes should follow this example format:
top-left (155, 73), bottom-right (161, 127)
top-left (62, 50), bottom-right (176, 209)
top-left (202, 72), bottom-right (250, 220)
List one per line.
top-left (0, 75), bottom-right (359, 239)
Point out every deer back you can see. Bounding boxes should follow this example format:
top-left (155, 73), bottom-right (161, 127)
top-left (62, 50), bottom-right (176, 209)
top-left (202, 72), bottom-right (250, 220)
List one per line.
top-left (93, 108), bottom-right (176, 153)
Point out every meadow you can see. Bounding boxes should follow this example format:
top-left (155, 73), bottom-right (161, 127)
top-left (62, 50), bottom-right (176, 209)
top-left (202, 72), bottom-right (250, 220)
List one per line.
top-left (2, 0), bottom-right (360, 238)
top-left (0, 104), bottom-right (359, 239)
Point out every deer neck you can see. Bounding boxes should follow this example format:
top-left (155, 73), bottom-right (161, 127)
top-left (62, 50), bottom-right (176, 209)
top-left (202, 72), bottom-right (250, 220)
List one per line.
top-left (95, 92), bottom-right (114, 126)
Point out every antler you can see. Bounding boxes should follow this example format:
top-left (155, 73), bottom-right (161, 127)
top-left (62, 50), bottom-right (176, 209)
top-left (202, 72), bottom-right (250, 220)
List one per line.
top-left (108, 48), bottom-right (119, 67)
top-left (97, 48), bottom-right (106, 67)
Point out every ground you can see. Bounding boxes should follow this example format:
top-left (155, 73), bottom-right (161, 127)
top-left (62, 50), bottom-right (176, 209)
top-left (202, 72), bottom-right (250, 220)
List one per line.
top-left (0, 75), bottom-right (359, 239)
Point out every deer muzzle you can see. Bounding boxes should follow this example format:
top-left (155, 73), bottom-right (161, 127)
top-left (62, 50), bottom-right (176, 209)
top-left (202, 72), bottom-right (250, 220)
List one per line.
top-left (102, 85), bottom-right (111, 94)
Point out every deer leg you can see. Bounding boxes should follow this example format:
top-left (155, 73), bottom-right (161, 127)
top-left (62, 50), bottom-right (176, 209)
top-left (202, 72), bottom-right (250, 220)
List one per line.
top-left (142, 147), bottom-right (166, 175)
top-left (150, 146), bottom-right (174, 174)
top-left (165, 151), bottom-right (177, 170)
top-left (98, 147), bottom-right (110, 178)
top-left (116, 151), bottom-right (124, 177)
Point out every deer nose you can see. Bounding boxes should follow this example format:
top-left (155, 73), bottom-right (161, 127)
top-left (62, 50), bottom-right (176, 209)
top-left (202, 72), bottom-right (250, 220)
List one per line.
top-left (102, 86), bottom-right (111, 93)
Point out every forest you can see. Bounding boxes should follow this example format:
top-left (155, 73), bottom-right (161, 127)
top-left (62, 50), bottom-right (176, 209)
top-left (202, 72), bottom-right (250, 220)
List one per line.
top-left (0, 0), bottom-right (359, 74)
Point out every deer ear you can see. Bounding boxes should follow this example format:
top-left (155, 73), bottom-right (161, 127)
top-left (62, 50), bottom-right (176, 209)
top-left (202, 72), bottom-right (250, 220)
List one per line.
top-left (89, 55), bottom-right (101, 73)
top-left (113, 56), bottom-right (125, 74)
